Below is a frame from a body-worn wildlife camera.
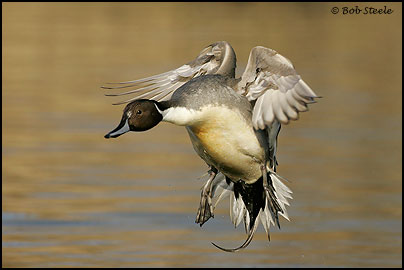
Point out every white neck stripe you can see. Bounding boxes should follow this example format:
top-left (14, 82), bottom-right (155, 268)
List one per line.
top-left (154, 103), bottom-right (164, 115)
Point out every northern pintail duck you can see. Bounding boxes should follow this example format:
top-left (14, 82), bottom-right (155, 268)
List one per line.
top-left (103, 41), bottom-right (319, 252)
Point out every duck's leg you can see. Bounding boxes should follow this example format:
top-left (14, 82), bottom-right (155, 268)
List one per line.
top-left (195, 167), bottom-right (218, 226)
top-left (261, 164), bottom-right (283, 229)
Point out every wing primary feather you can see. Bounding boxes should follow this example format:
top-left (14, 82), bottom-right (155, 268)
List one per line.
top-left (262, 92), bottom-right (275, 125)
top-left (285, 90), bottom-right (306, 112)
top-left (148, 81), bottom-right (181, 101)
top-left (103, 70), bottom-right (172, 85)
top-left (272, 91), bottom-right (289, 124)
top-left (279, 92), bottom-right (298, 120)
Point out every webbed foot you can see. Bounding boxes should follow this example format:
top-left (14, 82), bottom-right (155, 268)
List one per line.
top-left (195, 168), bottom-right (217, 226)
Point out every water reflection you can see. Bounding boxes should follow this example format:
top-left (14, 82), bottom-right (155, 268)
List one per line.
top-left (3, 2), bottom-right (402, 267)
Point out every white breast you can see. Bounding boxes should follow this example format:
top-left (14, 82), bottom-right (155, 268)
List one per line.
top-left (163, 105), bottom-right (265, 183)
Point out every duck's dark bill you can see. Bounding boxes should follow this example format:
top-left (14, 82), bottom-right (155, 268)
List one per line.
top-left (104, 117), bottom-right (130, 139)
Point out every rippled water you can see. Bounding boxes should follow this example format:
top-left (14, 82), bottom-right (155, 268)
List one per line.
top-left (3, 2), bottom-right (402, 267)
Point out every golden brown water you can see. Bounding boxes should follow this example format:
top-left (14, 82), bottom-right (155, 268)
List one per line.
top-left (2, 2), bottom-right (402, 267)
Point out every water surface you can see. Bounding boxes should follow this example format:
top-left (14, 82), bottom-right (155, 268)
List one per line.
top-left (2, 2), bottom-right (402, 267)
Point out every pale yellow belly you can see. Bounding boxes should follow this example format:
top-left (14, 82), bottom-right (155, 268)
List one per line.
top-left (187, 108), bottom-right (265, 183)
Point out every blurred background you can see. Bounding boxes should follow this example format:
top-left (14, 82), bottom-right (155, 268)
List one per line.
top-left (2, 2), bottom-right (402, 267)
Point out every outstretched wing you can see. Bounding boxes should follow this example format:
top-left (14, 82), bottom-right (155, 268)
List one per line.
top-left (237, 46), bottom-right (319, 129)
top-left (102, 41), bottom-right (236, 105)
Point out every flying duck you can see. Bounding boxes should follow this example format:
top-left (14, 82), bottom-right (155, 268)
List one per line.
top-left (103, 41), bottom-right (319, 252)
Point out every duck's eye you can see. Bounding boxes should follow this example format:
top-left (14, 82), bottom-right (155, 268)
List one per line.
top-left (136, 110), bottom-right (142, 115)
